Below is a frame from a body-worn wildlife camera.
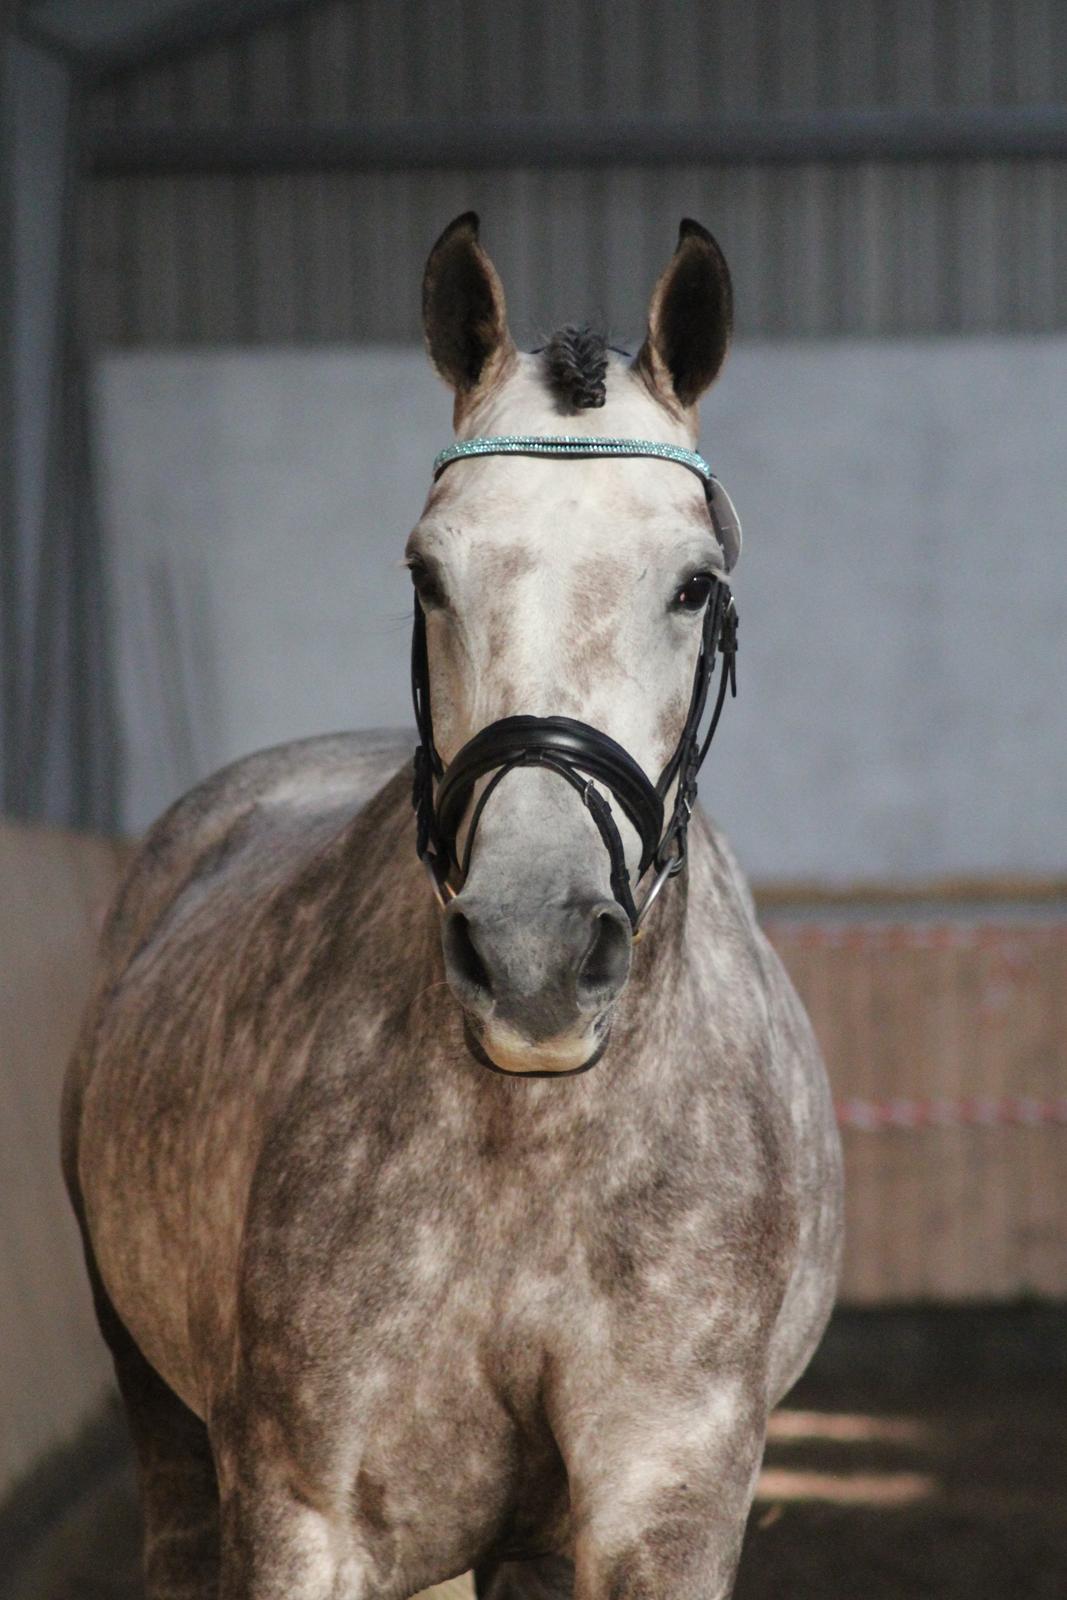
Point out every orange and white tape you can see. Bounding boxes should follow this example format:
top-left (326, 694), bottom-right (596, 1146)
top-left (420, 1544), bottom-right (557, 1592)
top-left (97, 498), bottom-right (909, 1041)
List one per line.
top-left (835, 1095), bottom-right (1067, 1130)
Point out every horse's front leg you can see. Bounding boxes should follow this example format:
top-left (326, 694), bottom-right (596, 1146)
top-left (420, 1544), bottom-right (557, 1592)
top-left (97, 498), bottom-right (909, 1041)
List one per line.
top-left (215, 1444), bottom-right (367, 1600)
top-left (566, 1378), bottom-right (766, 1600)
top-left (211, 1382), bottom-right (379, 1600)
top-left (73, 1216), bottom-right (221, 1598)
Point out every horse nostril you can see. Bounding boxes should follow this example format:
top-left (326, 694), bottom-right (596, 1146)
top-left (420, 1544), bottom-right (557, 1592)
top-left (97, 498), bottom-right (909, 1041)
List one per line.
top-left (443, 910), bottom-right (494, 1003)
top-left (576, 905), bottom-right (632, 1009)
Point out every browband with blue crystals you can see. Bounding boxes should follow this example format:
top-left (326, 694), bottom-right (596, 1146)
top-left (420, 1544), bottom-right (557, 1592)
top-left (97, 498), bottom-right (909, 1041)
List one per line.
top-left (433, 435), bottom-right (714, 485)
top-left (432, 435), bottom-right (741, 573)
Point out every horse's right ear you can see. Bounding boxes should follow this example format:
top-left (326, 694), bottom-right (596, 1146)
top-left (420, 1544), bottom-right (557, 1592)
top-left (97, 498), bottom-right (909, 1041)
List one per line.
top-left (422, 213), bottom-right (515, 404)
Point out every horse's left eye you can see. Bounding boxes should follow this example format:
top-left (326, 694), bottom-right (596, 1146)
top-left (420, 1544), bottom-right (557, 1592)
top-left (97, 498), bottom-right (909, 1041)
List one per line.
top-left (673, 572), bottom-right (715, 613)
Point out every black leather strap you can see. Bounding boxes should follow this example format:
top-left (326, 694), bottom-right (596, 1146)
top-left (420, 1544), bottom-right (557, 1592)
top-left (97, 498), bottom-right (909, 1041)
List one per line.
top-left (448, 747), bottom-right (643, 923)
top-left (652, 583), bottom-right (737, 875)
top-left (437, 715), bottom-right (664, 876)
top-left (410, 598), bottom-right (444, 870)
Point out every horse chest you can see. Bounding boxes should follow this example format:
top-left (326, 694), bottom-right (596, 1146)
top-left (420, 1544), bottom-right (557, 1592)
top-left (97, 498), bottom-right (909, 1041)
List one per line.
top-left (221, 1083), bottom-right (783, 1589)
top-left (236, 1069), bottom-right (782, 1429)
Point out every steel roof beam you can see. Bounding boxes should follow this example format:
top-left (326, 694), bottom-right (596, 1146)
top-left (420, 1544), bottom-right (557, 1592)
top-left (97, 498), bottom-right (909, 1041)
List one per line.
top-left (87, 107), bottom-right (1067, 176)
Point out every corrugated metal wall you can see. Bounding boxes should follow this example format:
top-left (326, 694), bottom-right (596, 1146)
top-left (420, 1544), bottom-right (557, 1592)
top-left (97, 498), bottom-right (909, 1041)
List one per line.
top-left (77, 0), bottom-right (1067, 345)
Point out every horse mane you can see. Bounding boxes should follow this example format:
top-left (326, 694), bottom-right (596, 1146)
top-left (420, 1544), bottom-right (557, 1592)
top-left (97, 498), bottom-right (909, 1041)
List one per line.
top-left (542, 325), bottom-right (608, 410)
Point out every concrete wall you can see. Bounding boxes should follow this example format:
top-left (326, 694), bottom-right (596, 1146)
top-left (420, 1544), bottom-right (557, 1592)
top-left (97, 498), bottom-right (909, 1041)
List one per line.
top-left (93, 336), bottom-right (1067, 882)
top-left (0, 820), bottom-right (127, 1492)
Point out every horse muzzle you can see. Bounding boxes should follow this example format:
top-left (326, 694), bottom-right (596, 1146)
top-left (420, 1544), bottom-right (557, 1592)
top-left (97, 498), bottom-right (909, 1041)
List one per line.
top-left (443, 894), bottom-right (631, 1075)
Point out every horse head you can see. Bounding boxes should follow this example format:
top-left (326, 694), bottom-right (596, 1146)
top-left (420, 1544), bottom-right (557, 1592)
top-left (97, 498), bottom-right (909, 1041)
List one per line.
top-left (409, 213), bottom-right (735, 1076)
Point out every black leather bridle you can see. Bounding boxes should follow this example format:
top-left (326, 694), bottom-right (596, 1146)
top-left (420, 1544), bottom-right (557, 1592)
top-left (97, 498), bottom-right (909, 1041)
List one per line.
top-left (411, 437), bottom-right (740, 934)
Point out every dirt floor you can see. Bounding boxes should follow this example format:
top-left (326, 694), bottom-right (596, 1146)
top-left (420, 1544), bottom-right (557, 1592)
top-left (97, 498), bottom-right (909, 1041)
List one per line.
top-left (736, 1369), bottom-right (1066, 1598)
top-left (4, 1310), bottom-right (1065, 1600)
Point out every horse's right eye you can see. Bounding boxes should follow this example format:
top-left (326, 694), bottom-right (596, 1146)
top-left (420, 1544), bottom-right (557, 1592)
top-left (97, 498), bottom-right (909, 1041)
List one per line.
top-left (408, 556), bottom-right (447, 609)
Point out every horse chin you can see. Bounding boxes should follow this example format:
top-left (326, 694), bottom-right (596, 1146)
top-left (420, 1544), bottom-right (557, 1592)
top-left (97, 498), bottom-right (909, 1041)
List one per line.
top-left (463, 1018), bottom-right (611, 1078)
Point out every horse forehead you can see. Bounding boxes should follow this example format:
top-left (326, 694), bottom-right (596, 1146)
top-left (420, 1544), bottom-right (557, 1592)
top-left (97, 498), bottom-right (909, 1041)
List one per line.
top-left (423, 353), bottom-right (710, 588)
top-left (436, 462), bottom-right (704, 563)
top-left (462, 497), bottom-right (677, 598)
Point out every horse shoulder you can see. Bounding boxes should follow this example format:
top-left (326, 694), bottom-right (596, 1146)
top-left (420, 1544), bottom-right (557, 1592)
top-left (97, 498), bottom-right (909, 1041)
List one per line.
top-left (97, 731), bottom-right (411, 977)
top-left (63, 731), bottom-right (411, 1204)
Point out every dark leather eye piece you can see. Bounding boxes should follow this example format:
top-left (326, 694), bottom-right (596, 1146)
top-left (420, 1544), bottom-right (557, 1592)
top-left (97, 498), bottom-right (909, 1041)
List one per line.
top-left (674, 572), bottom-right (715, 613)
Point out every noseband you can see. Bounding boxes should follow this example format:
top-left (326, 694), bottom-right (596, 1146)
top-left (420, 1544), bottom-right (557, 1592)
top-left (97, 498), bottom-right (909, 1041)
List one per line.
top-left (411, 436), bottom-right (740, 934)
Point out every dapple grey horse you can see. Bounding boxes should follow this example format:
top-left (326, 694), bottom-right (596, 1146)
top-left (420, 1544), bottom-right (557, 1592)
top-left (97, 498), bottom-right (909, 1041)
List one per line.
top-left (63, 215), bottom-right (842, 1600)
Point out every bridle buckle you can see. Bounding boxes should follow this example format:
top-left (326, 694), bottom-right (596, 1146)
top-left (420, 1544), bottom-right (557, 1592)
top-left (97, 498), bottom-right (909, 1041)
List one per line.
top-left (422, 857), bottom-right (455, 912)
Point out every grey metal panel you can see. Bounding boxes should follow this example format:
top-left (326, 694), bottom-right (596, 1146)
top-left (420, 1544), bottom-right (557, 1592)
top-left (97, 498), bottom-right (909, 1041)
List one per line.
top-left (183, 174), bottom-right (241, 340)
top-left (74, 0), bottom-right (1067, 345)
top-left (80, 0), bottom-right (1067, 123)
top-left (77, 177), bottom-right (118, 346)
top-left (133, 178), bottom-right (184, 340)
top-left (303, 0), bottom-right (351, 122)
top-left (24, 0), bottom-right (319, 71)
top-left (75, 160), bottom-right (1067, 345)
top-left (180, 37), bottom-right (238, 127)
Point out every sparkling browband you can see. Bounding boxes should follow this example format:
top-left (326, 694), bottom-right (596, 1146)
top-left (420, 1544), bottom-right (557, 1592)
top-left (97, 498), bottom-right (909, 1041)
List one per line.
top-left (433, 435), bottom-right (716, 487)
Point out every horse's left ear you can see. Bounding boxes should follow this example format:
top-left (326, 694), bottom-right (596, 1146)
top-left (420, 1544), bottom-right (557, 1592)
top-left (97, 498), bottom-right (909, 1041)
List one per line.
top-left (635, 219), bottom-right (733, 415)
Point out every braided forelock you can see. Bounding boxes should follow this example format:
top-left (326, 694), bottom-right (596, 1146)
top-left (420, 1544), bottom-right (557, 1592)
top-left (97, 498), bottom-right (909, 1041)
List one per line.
top-left (543, 325), bottom-right (608, 410)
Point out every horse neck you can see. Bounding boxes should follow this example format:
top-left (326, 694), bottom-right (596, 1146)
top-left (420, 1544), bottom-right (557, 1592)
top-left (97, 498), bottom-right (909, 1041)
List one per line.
top-left (610, 858), bottom-right (693, 1052)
